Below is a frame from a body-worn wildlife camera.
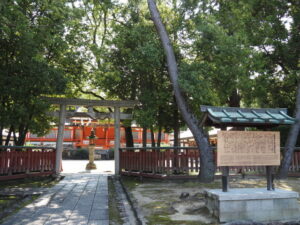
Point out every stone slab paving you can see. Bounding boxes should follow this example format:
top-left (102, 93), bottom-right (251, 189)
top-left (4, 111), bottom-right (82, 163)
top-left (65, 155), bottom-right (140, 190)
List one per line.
top-left (1, 174), bottom-right (109, 225)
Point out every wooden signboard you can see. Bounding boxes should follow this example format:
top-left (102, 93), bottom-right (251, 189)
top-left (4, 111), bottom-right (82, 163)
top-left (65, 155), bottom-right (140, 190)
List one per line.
top-left (217, 131), bottom-right (280, 167)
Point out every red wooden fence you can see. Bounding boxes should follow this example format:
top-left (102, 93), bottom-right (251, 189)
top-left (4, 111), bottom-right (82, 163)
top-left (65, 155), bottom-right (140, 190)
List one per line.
top-left (0, 146), bottom-right (56, 181)
top-left (120, 147), bottom-right (300, 178)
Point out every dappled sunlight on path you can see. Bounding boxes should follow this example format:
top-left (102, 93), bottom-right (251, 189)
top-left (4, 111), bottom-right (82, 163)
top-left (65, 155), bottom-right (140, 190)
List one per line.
top-left (1, 161), bottom-right (112, 225)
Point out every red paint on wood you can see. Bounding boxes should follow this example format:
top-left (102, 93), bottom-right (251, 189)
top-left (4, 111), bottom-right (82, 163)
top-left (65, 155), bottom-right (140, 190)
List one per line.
top-left (119, 147), bottom-right (300, 178)
top-left (0, 147), bottom-right (56, 180)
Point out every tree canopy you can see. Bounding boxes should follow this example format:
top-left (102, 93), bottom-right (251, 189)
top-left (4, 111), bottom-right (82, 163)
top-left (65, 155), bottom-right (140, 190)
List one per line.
top-left (1, 0), bottom-right (299, 178)
top-left (0, 0), bottom-right (85, 145)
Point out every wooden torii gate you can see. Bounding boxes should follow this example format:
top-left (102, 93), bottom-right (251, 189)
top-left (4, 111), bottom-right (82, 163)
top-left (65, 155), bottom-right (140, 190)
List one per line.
top-left (43, 97), bottom-right (138, 175)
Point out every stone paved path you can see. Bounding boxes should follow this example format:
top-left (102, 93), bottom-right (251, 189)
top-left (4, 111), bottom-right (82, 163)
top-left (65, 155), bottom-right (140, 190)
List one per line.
top-left (1, 174), bottom-right (109, 225)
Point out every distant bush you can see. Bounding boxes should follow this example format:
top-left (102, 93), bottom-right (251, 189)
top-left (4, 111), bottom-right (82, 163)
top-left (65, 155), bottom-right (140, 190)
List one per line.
top-left (62, 149), bottom-right (88, 160)
top-left (73, 149), bottom-right (89, 159)
top-left (108, 149), bottom-right (114, 159)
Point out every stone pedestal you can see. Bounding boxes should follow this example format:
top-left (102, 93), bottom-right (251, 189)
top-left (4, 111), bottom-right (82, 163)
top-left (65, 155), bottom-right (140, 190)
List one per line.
top-left (205, 188), bottom-right (299, 223)
top-left (86, 144), bottom-right (97, 170)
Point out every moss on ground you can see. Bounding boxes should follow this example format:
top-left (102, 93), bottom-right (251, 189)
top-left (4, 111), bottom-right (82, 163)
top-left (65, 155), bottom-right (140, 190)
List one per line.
top-left (120, 176), bottom-right (142, 191)
top-left (0, 194), bottom-right (40, 223)
top-left (143, 200), bottom-right (176, 215)
top-left (0, 175), bottom-right (60, 189)
top-left (108, 177), bottom-right (124, 225)
top-left (0, 176), bottom-right (60, 223)
top-left (147, 214), bottom-right (215, 225)
top-left (123, 176), bottom-right (300, 225)
top-left (0, 195), bottom-right (21, 211)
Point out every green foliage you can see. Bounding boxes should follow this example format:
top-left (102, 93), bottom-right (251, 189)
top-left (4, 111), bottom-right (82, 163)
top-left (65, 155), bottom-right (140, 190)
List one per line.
top-left (1, 0), bottom-right (298, 147)
top-left (85, 1), bottom-right (181, 134)
top-left (209, 0), bottom-right (299, 112)
top-left (0, 0), bottom-right (85, 145)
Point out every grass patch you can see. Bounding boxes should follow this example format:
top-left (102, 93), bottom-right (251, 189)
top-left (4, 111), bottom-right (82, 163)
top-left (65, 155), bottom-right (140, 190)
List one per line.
top-left (143, 201), bottom-right (176, 215)
top-left (178, 180), bottom-right (221, 189)
top-left (125, 176), bottom-right (300, 225)
top-left (0, 176), bottom-right (60, 189)
top-left (0, 175), bottom-right (61, 223)
top-left (108, 177), bottom-right (124, 225)
top-left (0, 194), bottom-right (40, 224)
top-left (147, 214), bottom-right (212, 225)
top-left (121, 176), bottom-right (142, 191)
top-left (147, 214), bottom-right (172, 225)
top-left (0, 195), bottom-right (22, 211)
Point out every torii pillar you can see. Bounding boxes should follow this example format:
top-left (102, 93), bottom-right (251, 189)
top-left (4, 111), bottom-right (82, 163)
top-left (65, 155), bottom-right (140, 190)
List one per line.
top-left (114, 106), bottom-right (120, 175)
top-left (55, 104), bottom-right (66, 175)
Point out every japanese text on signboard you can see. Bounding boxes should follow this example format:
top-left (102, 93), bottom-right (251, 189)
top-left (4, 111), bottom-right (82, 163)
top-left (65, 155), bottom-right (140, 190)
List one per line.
top-left (217, 131), bottom-right (280, 166)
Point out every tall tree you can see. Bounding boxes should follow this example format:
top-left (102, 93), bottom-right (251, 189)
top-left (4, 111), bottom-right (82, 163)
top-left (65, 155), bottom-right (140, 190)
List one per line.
top-left (147, 0), bottom-right (215, 182)
top-left (91, 1), bottom-right (179, 147)
top-left (278, 82), bottom-right (300, 178)
top-left (207, 0), bottom-right (300, 178)
top-left (0, 0), bottom-right (84, 145)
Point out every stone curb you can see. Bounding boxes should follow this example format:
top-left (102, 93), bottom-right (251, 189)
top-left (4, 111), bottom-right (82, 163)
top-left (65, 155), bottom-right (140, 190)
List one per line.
top-left (112, 177), bottom-right (137, 225)
top-left (118, 177), bottom-right (147, 225)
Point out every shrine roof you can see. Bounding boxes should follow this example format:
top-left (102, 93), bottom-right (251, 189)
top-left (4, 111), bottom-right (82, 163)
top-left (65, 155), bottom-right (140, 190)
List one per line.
top-left (200, 105), bottom-right (296, 128)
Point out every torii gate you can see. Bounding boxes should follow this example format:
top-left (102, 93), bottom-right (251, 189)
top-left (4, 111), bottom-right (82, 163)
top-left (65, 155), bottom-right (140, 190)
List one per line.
top-left (43, 97), bottom-right (138, 175)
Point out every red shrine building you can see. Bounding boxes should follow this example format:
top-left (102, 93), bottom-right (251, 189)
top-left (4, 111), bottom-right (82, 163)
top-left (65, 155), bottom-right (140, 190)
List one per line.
top-left (26, 123), bottom-right (170, 150)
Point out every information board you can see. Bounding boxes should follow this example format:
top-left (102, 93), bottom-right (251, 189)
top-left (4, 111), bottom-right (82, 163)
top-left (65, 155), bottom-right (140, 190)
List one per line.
top-left (217, 131), bottom-right (280, 166)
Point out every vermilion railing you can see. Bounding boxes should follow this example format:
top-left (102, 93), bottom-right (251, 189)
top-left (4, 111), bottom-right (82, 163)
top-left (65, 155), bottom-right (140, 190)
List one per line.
top-left (120, 147), bottom-right (201, 176)
top-left (120, 147), bottom-right (300, 178)
top-left (0, 146), bottom-right (56, 180)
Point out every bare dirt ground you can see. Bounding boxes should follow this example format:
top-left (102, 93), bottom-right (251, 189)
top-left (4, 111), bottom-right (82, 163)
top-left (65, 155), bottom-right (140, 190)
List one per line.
top-left (122, 175), bottom-right (300, 225)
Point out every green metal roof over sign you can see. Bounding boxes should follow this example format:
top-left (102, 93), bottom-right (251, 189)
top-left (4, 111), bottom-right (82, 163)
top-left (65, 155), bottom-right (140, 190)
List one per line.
top-left (200, 105), bottom-right (296, 128)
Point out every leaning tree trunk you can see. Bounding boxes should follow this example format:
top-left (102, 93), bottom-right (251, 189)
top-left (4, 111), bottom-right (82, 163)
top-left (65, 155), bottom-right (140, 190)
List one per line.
top-left (278, 82), bottom-right (300, 178)
top-left (173, 97), bottom-right (179, 147)
top-left (147, 0), bottom-right (215, 182)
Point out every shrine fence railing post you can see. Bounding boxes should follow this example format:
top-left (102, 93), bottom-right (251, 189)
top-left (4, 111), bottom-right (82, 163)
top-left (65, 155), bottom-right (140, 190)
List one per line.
top-left (119, 147), bottom-right (300, 178)
top-left (0, 146), bottom-right (56, 180)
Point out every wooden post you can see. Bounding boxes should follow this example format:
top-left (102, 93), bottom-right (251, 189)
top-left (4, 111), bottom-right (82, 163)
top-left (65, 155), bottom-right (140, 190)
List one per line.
top-left (266, 166), bottom-right (275, 191)
top-left (55, 104), bottom-right (66, 175)
top-left (114, 106), bottom-right (120, 175)
top-left (221, 126), bottom-right (229, 192)
top-left (222, 167), bottom-right (229, 192)
top-left (264, 128), bottom-right (275, 191)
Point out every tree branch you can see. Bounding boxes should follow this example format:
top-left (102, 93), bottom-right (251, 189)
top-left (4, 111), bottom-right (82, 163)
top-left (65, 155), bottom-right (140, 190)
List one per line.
top-left (78, 88), bottom-right (113, 112)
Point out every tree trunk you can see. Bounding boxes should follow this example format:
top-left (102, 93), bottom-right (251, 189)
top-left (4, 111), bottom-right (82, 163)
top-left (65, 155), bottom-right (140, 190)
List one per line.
top-left (147, 0), bottom-right (215, 182)
top-left (13, 129), bottom-right (17, 146)
top-left (150, 127), bottom-right (156, 147)
top-left (0, 125), bottom-right (3, 146)
top-left (142, 126), bottom-right (147, 147)
top-left (157, 125), bottom-right (162, 147)
top-left (17, 130), bottom-right (27, 146)
top-left (228, 89), bottom-right (241, 107)
top-left (173, 99), bottom-right (179, 147)
top-left (278, 82), bottom-right (300, 178)
top-left (5, 126), bottom-right (13, 146)
top-left (124, 125), bottom-right (134, 147)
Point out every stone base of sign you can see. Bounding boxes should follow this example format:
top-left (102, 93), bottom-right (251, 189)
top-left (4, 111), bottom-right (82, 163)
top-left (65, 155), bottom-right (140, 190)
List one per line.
top-left (204, 188), bottom-right (299, 223)
top-left (86, 162), bottom-right (97, 170)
